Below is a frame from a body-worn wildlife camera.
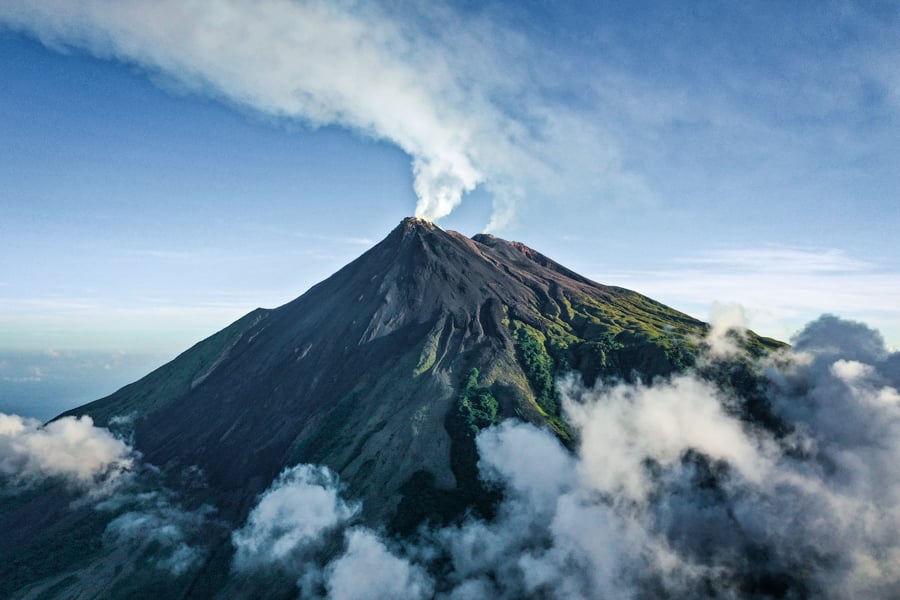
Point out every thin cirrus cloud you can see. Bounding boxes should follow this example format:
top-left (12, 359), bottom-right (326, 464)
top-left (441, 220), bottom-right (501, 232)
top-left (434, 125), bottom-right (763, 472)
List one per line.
top-left (0, 0), bottom-right (627, 232)
top-left (673, 247), bottom-right (874, 273)
top-left (602, 246), bottom-right (900, 345)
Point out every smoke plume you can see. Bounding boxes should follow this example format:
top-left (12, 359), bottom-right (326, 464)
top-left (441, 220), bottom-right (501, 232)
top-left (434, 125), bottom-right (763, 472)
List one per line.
top-left (0, 0), bottom-right (624, 229)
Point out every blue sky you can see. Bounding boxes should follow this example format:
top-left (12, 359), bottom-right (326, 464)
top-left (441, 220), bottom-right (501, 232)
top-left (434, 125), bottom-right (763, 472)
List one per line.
top-left (1, 1), bottom-right (899, 417)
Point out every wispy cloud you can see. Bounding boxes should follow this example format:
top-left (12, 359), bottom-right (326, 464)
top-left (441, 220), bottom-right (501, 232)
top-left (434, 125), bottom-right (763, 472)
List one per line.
top-left (130, 249), bottom-right (198, 260)
top-left (0, 297), bottom-right (256, 353)
top-left (101, 489), bottom-right (212, 576)
top-left (601, 246), bottom-right (900, 345)
top-left (673, 247), bottom-right (873, 273)
top-left (256, 225), bottom-right (374, 247)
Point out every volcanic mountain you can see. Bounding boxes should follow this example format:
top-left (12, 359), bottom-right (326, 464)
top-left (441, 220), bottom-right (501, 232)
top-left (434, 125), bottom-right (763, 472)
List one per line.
top-left (2, 217), bottom-right (782, 598)
top-left (67, 218), bottom-right (728, 521)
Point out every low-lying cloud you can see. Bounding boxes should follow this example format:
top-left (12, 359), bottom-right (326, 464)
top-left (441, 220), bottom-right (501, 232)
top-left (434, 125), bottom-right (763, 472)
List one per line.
top-left (324, 528), bottom-right (432, 600)
top-left (0, 413), bottom-right (133, 490)
top-left (4, 314), bottom-right (897, 597)
top-left (230, 314), bottom-right (900, 599)
top-left (0, 411), bottom-right (214, 580)
top-left (232, 463), bottom-right (429, 599)
top-left (101, 489), bottom-right (212, 576)
top-left (457, 314), bottom-right (900, 598)
top-left (232, 464), bottom-right (359, 573)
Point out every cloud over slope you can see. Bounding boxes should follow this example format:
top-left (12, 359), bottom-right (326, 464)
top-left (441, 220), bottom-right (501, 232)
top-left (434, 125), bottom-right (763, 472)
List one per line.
top-left (230, 314), bottom-right (900, 599)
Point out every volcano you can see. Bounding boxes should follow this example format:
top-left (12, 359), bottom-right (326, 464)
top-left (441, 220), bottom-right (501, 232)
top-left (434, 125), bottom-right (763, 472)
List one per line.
top-left (66, 218), bottom-right (729, 521)
top-left (1, 218), bottom-right (782, 598)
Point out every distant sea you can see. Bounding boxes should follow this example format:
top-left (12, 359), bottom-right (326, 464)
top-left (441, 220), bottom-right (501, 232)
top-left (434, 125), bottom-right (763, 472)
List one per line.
top-left (0, 351), bottom-right (168, 421)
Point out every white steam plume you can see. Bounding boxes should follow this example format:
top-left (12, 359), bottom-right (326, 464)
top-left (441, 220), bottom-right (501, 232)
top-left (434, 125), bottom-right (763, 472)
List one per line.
top-left (0, 413), bottom-right (133, 490)
top-left (0, 0), bottom-right (627, 229)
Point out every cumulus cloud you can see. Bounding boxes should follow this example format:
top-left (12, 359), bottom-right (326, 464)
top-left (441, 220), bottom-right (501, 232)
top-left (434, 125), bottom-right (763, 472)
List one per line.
top-left (233, 463), bottom-right (431, 599)
top-left (0, 413), bottom-right (133, 490)
top-left (435, 422), bottom-right (638, 599)
top-left (232, 464), bottom-right (359, 572)
top-left (702, 302), bottom-right (748, 359)
top-left (54, 313), bottom-right (887, 598)
top-left (791, 313), bottom-right (891, 364)
top-left (0, 0), bottom-right (629, 230)
top-left (562, 374), bottom-right (770, 502)
top-left (324, 528), bottom-right (432, 600)
top-left (435, 314), bottom-right (900, 598)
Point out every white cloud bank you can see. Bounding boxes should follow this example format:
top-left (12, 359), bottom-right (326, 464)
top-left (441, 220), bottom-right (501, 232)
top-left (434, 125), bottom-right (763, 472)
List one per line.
top-left (435, 315), bottom-right (900, 598)
top-left (0, 0), bottom-right (625, 230)
top-left (3, 315), bottom-right (896, 597)
top-left (231, 314), bottom-right (900, 599)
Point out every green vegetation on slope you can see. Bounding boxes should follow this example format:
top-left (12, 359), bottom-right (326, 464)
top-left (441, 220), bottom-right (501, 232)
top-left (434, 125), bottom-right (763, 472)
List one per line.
top-left (507, 286), bottom-right (710, 391)
top-left (458, 368), bottom-right (500, 435)
top-left (413, 328), bottom-right (440, 375)
top-left (512, 324), bottom-right (557, 415)
top-left (502, 286), bottom-right (708, 439)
